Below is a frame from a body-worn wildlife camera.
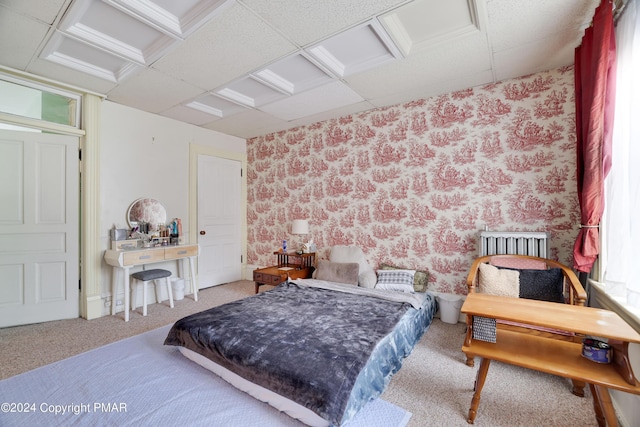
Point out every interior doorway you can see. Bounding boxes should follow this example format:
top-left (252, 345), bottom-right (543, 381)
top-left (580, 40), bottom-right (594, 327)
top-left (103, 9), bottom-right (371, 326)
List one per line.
top-left (196, 153), bottom-right (243, 288)
top-left (0, 130), bottom-right (79, 327)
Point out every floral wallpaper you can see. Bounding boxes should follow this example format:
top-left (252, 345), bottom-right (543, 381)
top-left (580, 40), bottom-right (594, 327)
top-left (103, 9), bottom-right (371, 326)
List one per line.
top-left (247, 66), bottom-right (580, 295)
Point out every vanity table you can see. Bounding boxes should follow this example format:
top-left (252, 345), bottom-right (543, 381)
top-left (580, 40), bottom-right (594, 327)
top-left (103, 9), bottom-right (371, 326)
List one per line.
top-left (107, 198), bottom-right (200, 321)
top-left (105, 244), bottom-right (199, 321)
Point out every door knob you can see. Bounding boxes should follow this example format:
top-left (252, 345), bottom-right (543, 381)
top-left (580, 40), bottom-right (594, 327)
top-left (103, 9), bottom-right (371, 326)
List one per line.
top-left (200, 230), bottom-right (206, 235)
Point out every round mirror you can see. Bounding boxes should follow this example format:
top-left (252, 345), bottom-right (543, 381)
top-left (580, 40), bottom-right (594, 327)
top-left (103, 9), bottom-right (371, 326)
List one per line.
top-left (127, 198), bottom-right (167, 231)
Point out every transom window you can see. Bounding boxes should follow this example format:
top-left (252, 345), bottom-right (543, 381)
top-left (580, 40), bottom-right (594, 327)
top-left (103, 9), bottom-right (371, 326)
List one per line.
top-left (0, 74), bottom-right (81, 132)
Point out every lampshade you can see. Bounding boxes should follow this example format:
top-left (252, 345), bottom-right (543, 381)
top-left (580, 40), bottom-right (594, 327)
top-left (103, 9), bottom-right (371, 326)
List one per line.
top-left (291, 219), bottom-right (309, 235)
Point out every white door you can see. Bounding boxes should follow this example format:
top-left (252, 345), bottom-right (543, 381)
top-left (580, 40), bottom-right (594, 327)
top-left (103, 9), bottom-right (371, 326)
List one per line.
top-left (0, 130), bottom-right (79, 327)
top-left (197, 155), bottom-right (242, 288)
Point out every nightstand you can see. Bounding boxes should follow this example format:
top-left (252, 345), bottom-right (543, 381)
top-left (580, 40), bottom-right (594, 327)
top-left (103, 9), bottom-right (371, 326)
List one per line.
top-left (253, 252), bottom-right (315, 293)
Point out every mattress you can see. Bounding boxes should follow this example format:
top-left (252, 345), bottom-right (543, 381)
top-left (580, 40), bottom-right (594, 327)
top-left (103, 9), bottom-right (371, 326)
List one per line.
top-left (165, 279), bottom-right (435, 426)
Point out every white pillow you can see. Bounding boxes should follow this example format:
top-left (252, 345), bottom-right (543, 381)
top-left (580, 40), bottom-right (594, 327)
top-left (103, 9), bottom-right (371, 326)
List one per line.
top-left (359, 269), bottom-right (378, 289)
top-left (477, 263), bottom-right (519, 298)
top-left (375, 269), bottom-right (416, 293)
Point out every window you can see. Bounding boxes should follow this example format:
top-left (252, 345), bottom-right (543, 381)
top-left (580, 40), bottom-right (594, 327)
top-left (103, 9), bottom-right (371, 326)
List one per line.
top-left (598, 0), bottom-right (640, 324)
top-left (0, 73), bottom-right (81, 132)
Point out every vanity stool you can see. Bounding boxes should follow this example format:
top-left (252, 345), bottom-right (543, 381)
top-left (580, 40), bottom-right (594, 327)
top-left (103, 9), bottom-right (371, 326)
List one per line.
top-left (130, 269), bottom-right (174, 318)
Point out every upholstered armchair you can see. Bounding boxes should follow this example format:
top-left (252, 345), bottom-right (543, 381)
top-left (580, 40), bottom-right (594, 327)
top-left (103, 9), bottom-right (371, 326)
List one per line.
top-left (465, 254), bottom-right (588, 396)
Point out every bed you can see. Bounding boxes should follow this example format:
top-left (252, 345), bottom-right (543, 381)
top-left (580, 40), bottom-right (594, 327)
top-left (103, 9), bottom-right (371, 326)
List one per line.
top-left (164, 279), bottom-right (435, 426)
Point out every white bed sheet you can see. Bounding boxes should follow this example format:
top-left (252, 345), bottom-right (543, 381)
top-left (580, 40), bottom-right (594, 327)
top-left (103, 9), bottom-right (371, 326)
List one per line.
top-left (179, 347), bottom-right (329, 427)
top-left (0, 325), bottom-right (304, 427)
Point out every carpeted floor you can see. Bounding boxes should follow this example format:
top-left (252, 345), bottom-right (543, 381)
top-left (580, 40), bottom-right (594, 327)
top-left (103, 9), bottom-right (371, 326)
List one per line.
top-left (0, 280), bottom-right (600, 426)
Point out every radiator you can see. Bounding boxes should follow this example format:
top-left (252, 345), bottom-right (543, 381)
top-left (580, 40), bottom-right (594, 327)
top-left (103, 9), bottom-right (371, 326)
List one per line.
top-left (479, 231), bottom-right (550, 258)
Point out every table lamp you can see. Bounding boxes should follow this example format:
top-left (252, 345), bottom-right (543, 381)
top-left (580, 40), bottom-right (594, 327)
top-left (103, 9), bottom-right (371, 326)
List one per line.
top-left (291, 219), bottom-right (309, 252)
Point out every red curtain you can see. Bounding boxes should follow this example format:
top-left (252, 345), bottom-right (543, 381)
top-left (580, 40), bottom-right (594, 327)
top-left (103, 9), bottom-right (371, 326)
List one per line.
top-left (573, 0), bottom-right (617, 272)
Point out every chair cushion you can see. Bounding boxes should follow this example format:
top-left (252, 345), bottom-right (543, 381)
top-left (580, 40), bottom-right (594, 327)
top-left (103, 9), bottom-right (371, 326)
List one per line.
top-left (517, 268), bottom-right (564, 303)
top-left (479, 259), bottom-right (565, 304)
top-left (131, 269), bottom-right (172, 281)
top-left (490, 257), bottom-right (547, 270)
top-left (477, 263), bottom-right (519, 298)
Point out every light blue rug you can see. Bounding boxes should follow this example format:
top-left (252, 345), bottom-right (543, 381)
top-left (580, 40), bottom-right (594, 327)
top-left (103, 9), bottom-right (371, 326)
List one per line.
top-left (0, 325), bottom-right (411, 427)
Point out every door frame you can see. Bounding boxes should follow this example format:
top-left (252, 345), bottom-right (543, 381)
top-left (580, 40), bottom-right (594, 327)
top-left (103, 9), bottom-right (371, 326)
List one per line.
top-left (0, 73), bottom-right (103, 320)
top-left (189, 144), bottom-right (247, 280)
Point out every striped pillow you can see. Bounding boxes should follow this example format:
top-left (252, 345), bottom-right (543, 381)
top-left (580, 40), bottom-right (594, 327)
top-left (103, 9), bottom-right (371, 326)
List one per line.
top-left (379, 263), bottom-right (429, 292)
top-left (375, 269), bottom-right (416, 293)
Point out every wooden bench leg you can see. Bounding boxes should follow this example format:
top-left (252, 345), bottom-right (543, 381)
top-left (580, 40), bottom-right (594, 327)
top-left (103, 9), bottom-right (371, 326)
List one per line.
top-left (591, 384), bottom-right (618, 427)
top-left (572, 379), bottom-right (585, 397)
top-left (467, 358), bottom-right (491, 424)
top-left (590, 384), bottom-right (605, 427)
top-left (466, 355), bottom-right (475, 367)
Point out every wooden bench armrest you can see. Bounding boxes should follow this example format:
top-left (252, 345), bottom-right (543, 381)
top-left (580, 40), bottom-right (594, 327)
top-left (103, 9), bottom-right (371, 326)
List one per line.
top-left (466, 256), bottom-right (492, 294)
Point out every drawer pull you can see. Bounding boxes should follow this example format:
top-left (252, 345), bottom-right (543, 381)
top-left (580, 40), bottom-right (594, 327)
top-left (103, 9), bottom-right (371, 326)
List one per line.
top-left (178, 250), bottom-right (187, 255)
top-left (139, 255), bottom-right (151, 260)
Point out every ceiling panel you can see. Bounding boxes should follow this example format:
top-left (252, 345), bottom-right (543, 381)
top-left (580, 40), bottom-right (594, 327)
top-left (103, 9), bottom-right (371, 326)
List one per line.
top-left (161, 104), bottom-right (223, 126)
top-left (215, 76), bottom-right (287, 108)
top-left (58, 0), bottom-right (175, 65)
top-left (487, 0), bottom-right (598, 52)
top-left (259, 80), bottom-right (364, 121)
top-left (252, 53), bottom-right (333, 95)
top-left (306, 19), bottom-right (402, 78)
top-left (184, 93), bottom-right (248, 118)
top-left (104, 0), bottom-right (234, 38)
top-left (40, 31), bottom-right (142, 82)
top-left (239, 0), bottom-right (409, 46)
top-left (0, 0), bottom-right (600, 139)
top-left (27, 55), bottom-right (121, 94)
top-left (202, 108), bottom-right (293, 139)
top-left (380, 0), bottom-right (481, 55)
top-left (106, 68), bottom-right (204, 113)
top-left (0, 0), bottom-right (68, 24)
top-left (344, 31), bottom-right (491, 100)
top-left (0, 8), bottom-right (50, 70)
top-left (152, 3), bottom-right (297, 90)
top-left (492, 31), bottom-right (581, 82)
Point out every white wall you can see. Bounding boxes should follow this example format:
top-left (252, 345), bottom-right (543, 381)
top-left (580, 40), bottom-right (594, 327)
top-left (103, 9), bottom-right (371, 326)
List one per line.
top-left (99, 101), bottom-right (245, 314)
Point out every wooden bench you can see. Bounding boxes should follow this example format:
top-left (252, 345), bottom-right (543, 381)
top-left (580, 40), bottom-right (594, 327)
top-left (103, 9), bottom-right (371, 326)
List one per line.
top-left (461, 293), bottom-right (640, 426)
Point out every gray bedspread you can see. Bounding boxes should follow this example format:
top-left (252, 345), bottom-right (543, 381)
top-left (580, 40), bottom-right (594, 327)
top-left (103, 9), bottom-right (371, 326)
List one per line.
top-left (164, 281), bottom-right (434, 426)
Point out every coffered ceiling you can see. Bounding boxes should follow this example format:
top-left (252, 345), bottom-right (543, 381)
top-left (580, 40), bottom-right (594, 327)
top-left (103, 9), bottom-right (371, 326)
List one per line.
top-left (0, 0), bottom-right (600, 139)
